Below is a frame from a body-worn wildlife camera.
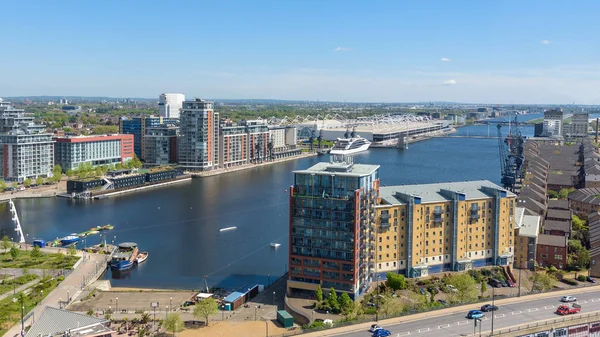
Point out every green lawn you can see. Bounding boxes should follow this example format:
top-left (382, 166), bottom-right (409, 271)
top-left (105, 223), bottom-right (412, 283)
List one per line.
top-left (0, 274), bottom-right (38, 296)
top-left (0, 275), bottom-right (64, 335)
top-left (0, 250), bottom-right (80, 270)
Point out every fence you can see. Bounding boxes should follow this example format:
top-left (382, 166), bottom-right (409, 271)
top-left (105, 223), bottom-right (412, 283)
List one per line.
top-left (493, 311), bottom-right (600, 336)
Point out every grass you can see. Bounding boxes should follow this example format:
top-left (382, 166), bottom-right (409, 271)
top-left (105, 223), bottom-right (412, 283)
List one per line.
top-left (0, 250), bottom-right (80, 270)
top-left (0, 275), bottom-right (64, 335)
top-left (0, 274), bottom-right (38, 296)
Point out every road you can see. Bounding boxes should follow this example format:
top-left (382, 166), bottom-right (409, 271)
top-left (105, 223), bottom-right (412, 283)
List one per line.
top-left (340, 290), bottom-right (600, 337)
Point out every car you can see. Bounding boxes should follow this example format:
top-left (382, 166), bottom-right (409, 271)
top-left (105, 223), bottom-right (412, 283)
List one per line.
top-left (437, 299), bottom-right (448, 305)
top-left (480, 304), bottom-right (499, 312)
top-left (467, 310), bottom-right (485, 319)
top-left (369, 324), bottom-right (382, 332)
top-left (500, 280), bottom-right (509, 287)
top-left (561, 296), bottom-right (577, 302)
top-left (446, 284), bottom-right (458, 293)
top-left (488, 279), bottom-right (502, 288)
top-left (587, 276), bottom-right (597, 283)
top-left (506, 279), bottom-right (516, 287)
top-left (372, 329), bottom-right (391, 337)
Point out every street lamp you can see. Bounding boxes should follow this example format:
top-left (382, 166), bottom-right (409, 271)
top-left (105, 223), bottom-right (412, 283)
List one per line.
top-left (67, 290), bottom-right (70, 302)
top-left (21, 305), bottom-right (24, 337)
top-left (25, 234), bottom-right (28, 251)
top-left (272, 292), bottom-right (276, 307)
top-left (255, 306), bottom-right (257, 321)
top-left (491, 286), bottom-right (495, 336)
top-left (518, 257), bottom-right (523, 297)
top-left (165, 306), bottom-right (169, 320)
top-left (116, 297), bottom-right (118, 312)
top-left (376, 274), bottom-right (380, 322)
top-left (170, 297), bottom-right (172, 311)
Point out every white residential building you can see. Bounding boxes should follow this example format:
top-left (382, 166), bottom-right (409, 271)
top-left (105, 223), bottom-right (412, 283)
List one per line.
top-left (178, 99), bottom-right (219, 170)
top-left (158, 93), bottom-right (185, 118)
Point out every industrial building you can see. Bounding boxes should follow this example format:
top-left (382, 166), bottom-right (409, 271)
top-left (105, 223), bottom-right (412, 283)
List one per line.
top-left (178, 99), bottom-right (219, 170)
top-left (143, 124), bottom-right (178, 166)
top-left (119, 115), bottom-right (179, 160)
top-left (563, 113), bottom-right (590, 139)
top-left (287, 157), bottom-right (380, 299)
top-left (269, 125), bottom-right (301, 159)
top-left (158, 93), bottom-right (185, 118)
top-left (374, 180), bottom-right (516, 278)
top-left (54, 134), bottom-right (134, 171)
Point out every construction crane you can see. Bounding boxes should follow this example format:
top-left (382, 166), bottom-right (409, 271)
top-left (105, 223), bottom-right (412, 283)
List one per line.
top-left (497, 115), bottom-right (525, 192)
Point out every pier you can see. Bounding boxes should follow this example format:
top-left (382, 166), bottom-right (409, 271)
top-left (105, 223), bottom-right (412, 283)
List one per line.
top-left (8, 199), bottom-right (25, 243)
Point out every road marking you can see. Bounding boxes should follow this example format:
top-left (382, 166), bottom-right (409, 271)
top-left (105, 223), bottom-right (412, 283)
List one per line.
top-left (418, 328), bottom-right (430, 333)
top-left (397, 332), bottom-right (411, 337)
top-left (457, 321), bottom-right (468, 325)
top-left (511, 311), bottom-right (521, 315)
top-left (438, 324), bottom-right (450, 329)
top-left (495, 313), bottom-right (505, 318)
top-left (527, 308), bottom-right (539, 312)
top-left (581, 300), bottom-right (588, 304)
top-left (592, 298), bottom-right (600, 302)
top-left (544, 305), bottom-right (555, 309)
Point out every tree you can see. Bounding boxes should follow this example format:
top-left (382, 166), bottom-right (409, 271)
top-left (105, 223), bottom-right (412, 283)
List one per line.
top-left (140, 312), bottom-right (151, 324)
top-left (315, 285), bottom-right (323, 302)
top-left (23, 178), bottom-right (31, 187)
top-left (0, 180), bottom-right (6, 191)
top-left (558, 188), bottom-right (575, 199)
top-left (31, 245), bottom-right (42, 258)
top-left (164, 313), bottom-right (184, 337)
top-left (67, 245), bottom-right (77, 257)
top-left (404, 291), bottom-right (427, 311)
top-left (386, 272), bottom-right (407, 290)
top-left (53, 165), bottom-right (63, 180)
top-left (193, 298), bottom-right (219, 326)
top-left (529, 272), bottom-right (556, 292)
top-left (327, 288), bottom-right (339, 312)
top-left (10, 246), bottom-right (19, 260)
top-left (547, 190), bottom-right (559, 199)
top-left (480, 280), bottom-right (487, 297)
top-left (338, 292), bottom-right (353, 314)
top-left (446, 273), bottom-right (478, 304)
top-left (86, 309), bottom-right (94, 316)
top-left (66, 169), bottom-right (75, 178)
top-left (36, 176), bottom-right (44, 186)
top-left (568, 239), bottom-right (590, 270)
top-left (1, 235), bottom-right (11, 252)
top-left (380, 296), bottom-right (404, 317)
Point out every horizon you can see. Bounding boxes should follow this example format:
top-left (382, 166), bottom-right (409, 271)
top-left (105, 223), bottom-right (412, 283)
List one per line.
top-left (1, 1), bottom-right (600, 104)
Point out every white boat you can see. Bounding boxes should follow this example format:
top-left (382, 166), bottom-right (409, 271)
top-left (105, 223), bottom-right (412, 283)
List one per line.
top-left (136, 251), bottom-right (148, 264)
top-left (270, 243), bottom-right (281, 248)
top-left (220, 226), bottom-right (237, 232)
top-left (329, 136), bottom-right (371, 155)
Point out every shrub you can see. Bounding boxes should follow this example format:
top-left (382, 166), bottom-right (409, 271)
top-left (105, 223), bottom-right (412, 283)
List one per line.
top-left (577, 275), bottom-right (587, 282)
top-left (562, 278), bottom-right (578, 286)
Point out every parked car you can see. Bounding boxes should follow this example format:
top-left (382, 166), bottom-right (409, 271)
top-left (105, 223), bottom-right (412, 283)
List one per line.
top-left (373, 329), bottom-right (391, 337)
top-left (488, 279), bottom-right (502, 288)
top-left (420, 288), bottom-right (426, 295)
top-left (561, 296), bottom-right (577, 302)
top-left (506, 279), bottom-right (516, 287)
top-left (369, 325), bottom-right (382, 332)
top-left (437, 299), bottom-right (448, 305)
top-left (587, 277), bottom-right (597, 283)
top-left (446, 284), bottom-right (458, 293)
top-left (500, 280), bottom-right (508, 287)
top-left (480, 304), bottom-right (499, 312)
top-left (467, 310), bottom-right (485, 319)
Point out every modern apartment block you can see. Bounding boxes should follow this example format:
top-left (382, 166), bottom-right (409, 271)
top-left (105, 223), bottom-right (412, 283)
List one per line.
top-left (245, 120), bottom-right (270, 163)
top-left (0, 99), bottom-right (54, 182)
top-left (178, 99), bottom-right (219, 170)
top-left (143, 124), bottom-right (179, 166)
top-left (219, 124), bottom-right (248, 168)
top-left (54, 134), bottom-right (134, 171)
top-left (542, 109), bottom-right (564, 137)
top-left (269, 126), bottom-right (301, 159)
top-left (374, 180), bottom-right (516, 278)
top-left (288, 157), bottom-right (380, 299)
top-left (119, 116), bottom-right (178, 160)
top-left (158, 93), bottom-right (185, 118)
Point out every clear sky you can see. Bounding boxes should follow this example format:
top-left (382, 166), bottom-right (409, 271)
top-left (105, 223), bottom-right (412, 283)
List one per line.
top-left (1, 1), bottom-right (599, 104)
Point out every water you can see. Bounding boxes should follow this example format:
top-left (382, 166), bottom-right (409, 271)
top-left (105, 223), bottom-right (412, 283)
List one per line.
top-left (0, 124), bottom-right (531, 291)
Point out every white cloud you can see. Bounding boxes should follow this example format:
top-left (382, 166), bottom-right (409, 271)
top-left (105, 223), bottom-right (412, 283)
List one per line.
top-left (443, 79), bottom-right (457, 85)
top-left (334, 47), bottom-right (352, 52)
top-left (541, 40), bottom-right (551, 45)
top-left (441, 57), bottom-right (451, 62)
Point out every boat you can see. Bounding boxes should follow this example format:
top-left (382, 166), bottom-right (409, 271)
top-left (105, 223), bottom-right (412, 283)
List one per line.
top-left (270, 243), bottom-right (281, 248)
top-left (60, 235), bottom-right (80, 246)
top-left (136, 251), bottom-right (148, 264)
top-left (90, 225), bottom-right (102, 231)
top-left (219, 226), bottom-right (237, 232)
top-left (102, 224), bottom-right (114, 230)
top-left (88, 230), bottom-right (99, 235)
top-left (110, 242), bottom-right (139, 271)
top-left (329, 136), bottom-right (371, 155)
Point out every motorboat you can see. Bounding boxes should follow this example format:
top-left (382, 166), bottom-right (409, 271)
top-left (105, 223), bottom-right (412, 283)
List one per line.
top-left (136, 251), bottom-right (148, 264)
top-left (60, 235), bottom-right (80, 246)
top-left (270, 243), bottom-right (281, 248)
top-left (220, 226), bottom-right (237, 232)
top-left (110, 242), bottom-right (139, 271)
top-left (329, 136), bottom-right (371, 155)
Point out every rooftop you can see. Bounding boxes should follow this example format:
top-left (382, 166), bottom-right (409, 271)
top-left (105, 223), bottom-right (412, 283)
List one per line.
top-left (543, 219), bottom-right (571, 233)
top-left (25, 306), bottom-right (110, 337)
top-left (546, 208), bottom-right (572, 221)
top-left (548, 199), bottom-right (570, 210)
top-left (537, 233), bottom-right (568, 247)
top-left (515, 207), bottom-right (541, 238)
top-left (569, 188), bottom-right (600, 206)
top-left (379, 180), bottom-right (515, 205)
top-left (294, 159), bottom-right (379, 177)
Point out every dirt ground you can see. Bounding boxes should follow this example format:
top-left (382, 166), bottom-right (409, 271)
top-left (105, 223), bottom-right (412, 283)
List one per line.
top-left (69, 290), bottom-right (195, 313)
top-left (179, 321), bottom-right (291, 337)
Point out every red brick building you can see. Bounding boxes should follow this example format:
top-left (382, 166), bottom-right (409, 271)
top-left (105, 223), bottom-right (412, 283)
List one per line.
top-left (536, 234), bottom-right (568, 269)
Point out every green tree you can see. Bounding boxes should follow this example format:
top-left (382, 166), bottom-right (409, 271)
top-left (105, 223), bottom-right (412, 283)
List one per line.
top-left (404, 291), bottom-right (427, 311)
top-left (86, 309), bottom-right (94, 316)
top-left (315, 285), bottom-right (323, 302)
top-left (568, 239), bottom-right (590, 270)
top-left (36, 176), bottom-right (44, 186)
top-left (446, 273), bottom-right (478, 303)
top-left (53, 164), bottom-right (63, 178)
top-left (0, 180), bottom-right (6, 191)
top-left (558, 188), bottom-right (575, 199)
top-left (480, 280), bottom-right (487, 297)
top-left (12, 182), bottom-right (18, 189)
top-left (338, 292), bottom-right (353, 314)
top-left (327, 288), bottom-right (339, 312)
top-left (10, 246), bottom-right (19, 260)
top-left (67, 245), bottom-right (77, 257)
top-left (31, 245), bottom-right (43, 258)
top-left (547, 190), bottom-right (559, 199)
top-left (132, 156), bottom-right (143, 169)
top-left (386, 272), bottom-right (407, 290)
top-left (380, 296), bottom-right (404, 317)
top-left (66, 169), bottom-right (75, 178)
top-left (529, 272), bottom-right (556, 292)
top-left (23, 178), bottom-right (31, 187)
top-left (1, 235), bottom-right (11, 252)
top-left (140, 312), bottom-right (151, 324)
top-left (193, 298), bottom-right (219, 326)
top-left (164, 313), bottom-right (184, 336)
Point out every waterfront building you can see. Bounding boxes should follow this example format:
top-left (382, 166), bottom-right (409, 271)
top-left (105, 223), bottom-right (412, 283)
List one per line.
top-left (245, 120), bottom-right (270, 162)
top-left (158, 93), bottom-right (185, 118)
top-left (563, 113), bottom-right (590, 139)
top-left (54, 134), bottom-right (134, 171)
top-left (219, 124), bottom-right (248, 168)
top-left (0, 99), bottom-right (54, 182)
top-left (514, 207), bottom-right (540, 270)
top-left (375, 180), bottom-right (516, 278)
top-left (288, 157), bottom-right (380, 299)
top-left (542, 109), bottom-right (563, 137)
top-left (269, 126), bottom-right (301, 159)
top-left (119, 115), bottom-right (178, 160)
top-left (178, 99), bottom-right (219, 170)
top-left (143, 124), bottom-right (179, 166)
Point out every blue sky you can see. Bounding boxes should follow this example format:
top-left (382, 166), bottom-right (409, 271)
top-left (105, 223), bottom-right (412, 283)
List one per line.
top-left (1, 0), bottom-right (599, 104)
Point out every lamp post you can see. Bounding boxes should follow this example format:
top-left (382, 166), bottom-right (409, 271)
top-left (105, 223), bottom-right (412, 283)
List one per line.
top-left (221, 305), bottom-right (224, 321)
top-left (25, 234), bottom-right (28, 251)
top-left (311, 310), bottom-right (314, 322)
top-left (264, 318), bottom-right (269, 337)
top-left (170, 297), bottom-right (172, 312)
top-left (67, 290), bottom-right (70, 303)
top-left (376, 274), bottom-right (380, 322)
top-left (267, 274), bottom-right (270, 287)
top-left (518, 257), bottom-right (523, 297)
top-left (116, 297), bottom-right (118, 313)
top-left (60, 298), bottom-right (63, 309)
top-left (491, 286), bottom-right (495, 336)
top-left (165, 306), bottom-right (169, 320)
top-left (108, 306), bottom-right (111, 314)
top-left (13, 272), bottom-right (16, 294)
top-left (21, 305), bottom-right (24, 337)
top-left (255, 306), bottom-right (257, 321)
top-left (273, 292), bottom-right (276, 308)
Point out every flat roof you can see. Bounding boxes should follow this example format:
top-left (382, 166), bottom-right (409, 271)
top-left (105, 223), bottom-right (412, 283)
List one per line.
top-left (544, 219), bottom-right (571, 232)
top-left (294, 161), bottom-right (379, 177)
top-left (224, 291), bottom-right (245, 303)
top-left (25, 307), bottom-right (109, 337)
top-left (379, 180), bottom-right (515, 205)
top-left (538, 234), bottom-right (567, 247)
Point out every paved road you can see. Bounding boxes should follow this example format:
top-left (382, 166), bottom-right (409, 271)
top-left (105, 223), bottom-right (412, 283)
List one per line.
top-left (339, 290), bottom-right (600, 337)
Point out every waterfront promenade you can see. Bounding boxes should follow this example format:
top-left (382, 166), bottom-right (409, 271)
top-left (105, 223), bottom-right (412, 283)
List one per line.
top-left (2, 247), bottom-right (110, 337)
top-left (187, 152), bottom-right (317, 177)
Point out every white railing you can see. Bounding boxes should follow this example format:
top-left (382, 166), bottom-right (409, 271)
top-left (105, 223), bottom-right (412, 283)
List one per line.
top-left (9, 199), bottom-right (25, 243)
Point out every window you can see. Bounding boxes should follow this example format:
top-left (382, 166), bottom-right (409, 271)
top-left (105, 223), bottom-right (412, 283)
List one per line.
top-left (393, 262), bottom-right (396, 267)
top-left (540, 253), bottom-right (548, 258)
top-left (554, 254), bottom-right (563, 260)
top-left (386, 262), bottom-right (389, 267)
top-left (379, 237), bottom-right (382, 243)
top-left (379, 255), bottom-right (382, 260)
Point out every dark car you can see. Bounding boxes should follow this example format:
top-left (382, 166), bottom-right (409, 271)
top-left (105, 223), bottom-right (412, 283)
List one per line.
top-left (500, 280), bottom-right (509, 287)
top-left (587, 276), bottom-right (597, 283)
top-left (506, 279), bottom-right (516, 287)
top-left (488, 279), bottom-right (502, 288)
top-left (481, 304), bottom-right (499, 312)
top-left (437, 299), bottom-right (448, 305)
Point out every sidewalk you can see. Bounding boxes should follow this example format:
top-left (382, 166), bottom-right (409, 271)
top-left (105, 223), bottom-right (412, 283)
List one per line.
top-left (2, 251), bottom-right (109, 337)
top-left (0, 279), bottom-right (41, 302)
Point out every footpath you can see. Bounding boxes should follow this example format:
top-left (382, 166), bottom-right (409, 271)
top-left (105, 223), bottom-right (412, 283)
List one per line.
top-left (2, 250), bottom-right (109, 337)
top-left (0, 279), bottom-right (41, 302)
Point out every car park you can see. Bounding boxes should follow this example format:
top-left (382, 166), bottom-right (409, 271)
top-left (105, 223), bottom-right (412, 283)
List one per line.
top-left (561, 296), bottom-right (577, 302)
top-left (467, 310), bottom-right (485, 319)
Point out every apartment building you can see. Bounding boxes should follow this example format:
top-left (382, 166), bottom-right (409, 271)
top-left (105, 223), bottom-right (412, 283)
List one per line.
top-left (269, 126), bottom-right (301, 159)
top-left (288, 157), bottom-right (380, 299)
top-left (536, 234), bottom-right (568, 269)
top-left (542, 109), bottom-right (564, 137)
top-left (178, 99), bottom-right (219, 170)
top-left (219, 125), bottom-right (248, 168)
top-left (158, 93), bottom-right (185, 118)
top-left (245, 120), bottom-right (270, 163)
top-left (563, 113), bottom-right (589, 139)
top-left (54, 134), bottom-right (134, 171)
top-left (514, 207), bottom-right (541, 270)
top-left (119, 116), bottom-right (178, 160)
top-left (143, 124), bottom-right (179, 166)
top-left (374, 180), bottom-right (516, 278)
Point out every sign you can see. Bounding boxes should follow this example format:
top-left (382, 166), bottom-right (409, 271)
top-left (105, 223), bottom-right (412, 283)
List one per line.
top-left (151, 302), bottom-right (159, 308)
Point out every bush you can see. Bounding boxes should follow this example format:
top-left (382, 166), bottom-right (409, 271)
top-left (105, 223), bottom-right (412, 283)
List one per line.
top-left (577, 275), bottom-right (587, 282)
top-left (562, 278), bottom-right (578, 286)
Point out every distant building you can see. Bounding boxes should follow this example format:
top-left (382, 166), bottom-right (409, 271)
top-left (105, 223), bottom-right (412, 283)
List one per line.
top-left (158, 93), bottom-right (185, 118)
top-left (269, 125), bottom-right (301, 159)
top-left (219, 124), bottom-right (248, 168)
top-left (0, 99), bottom-right (45, 134)
top-left (119, 116), bottom-right (178, 160)
top-left (542, 109), bottom-right (564, 137)
top-left (61, 105), bottom-right (82, 113)
top-left (143, 124), bottom-right (179, 166)
top-left (563, 113), bottom-right (589, 138)
top-left (178, 99), bottom-right (219, 170)
top-left (244, 120), bottom-right (270, 163)
top-left (54, 134), bottom-right (134, 171)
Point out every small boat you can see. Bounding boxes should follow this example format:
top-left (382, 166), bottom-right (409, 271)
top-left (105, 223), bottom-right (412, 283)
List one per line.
top-left (136, 252), bottom-right (148, 264)
top-left (90, 225), bottom-right (102, 231)
top-left (270, 243), bottom-right (281, 248)
top-left (60, 235), bottom-right (80, 246)
top-left (220, 226), bottom-right (237, 232)
top-left (102, 224), bottom-right (114, 230)
top-left (110, 242), bottom-right (139, 271)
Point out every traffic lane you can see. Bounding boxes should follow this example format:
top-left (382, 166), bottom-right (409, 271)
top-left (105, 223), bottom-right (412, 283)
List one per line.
top-left (343, 292), bottom-right (600, 337)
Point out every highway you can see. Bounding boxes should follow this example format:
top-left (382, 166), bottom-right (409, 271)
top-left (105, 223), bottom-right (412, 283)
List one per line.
top-left (339, 290), bottom-right (600, 337)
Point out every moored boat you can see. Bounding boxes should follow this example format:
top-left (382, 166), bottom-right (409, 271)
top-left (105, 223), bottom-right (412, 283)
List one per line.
top-left (110, 242), bottom-right (139, 271)
top-left (329, 136), bottom-right (371, 155)
top-left (60, 235), bottom-right (80, 246)
top-left (102, 224), bottom-right (114, 230)
top-left (136, 251), bottom-right (148, 264)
